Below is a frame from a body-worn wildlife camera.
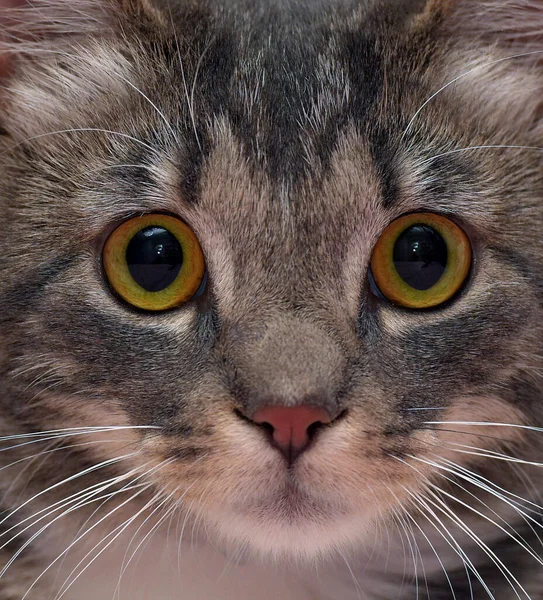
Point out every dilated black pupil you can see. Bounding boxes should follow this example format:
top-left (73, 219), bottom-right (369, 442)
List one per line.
top-left (393, 224), bottom-right (448, 291)
top-left (126, 226), bottom-right (183, 292)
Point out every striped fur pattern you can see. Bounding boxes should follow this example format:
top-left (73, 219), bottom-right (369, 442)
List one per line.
top-left (0, 0), bottom-right (542, 598)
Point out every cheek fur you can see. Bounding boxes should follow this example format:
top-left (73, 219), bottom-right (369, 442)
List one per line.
top-left (131, 387), bottom-right (533, 561)
top-left (429, 396), bottom-right (528, 467)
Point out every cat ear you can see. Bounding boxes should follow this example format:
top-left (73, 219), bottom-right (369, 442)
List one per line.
top-left (0, 0), bottom-right (165, 136)
top-left (413, 0), bottom-right (543, 131)
top-left (0, 0), bottom-right (164, 53)
top-left (0, 0), bottom-right (165, 80)
top-left (419, 0), bottom-right (543, 55)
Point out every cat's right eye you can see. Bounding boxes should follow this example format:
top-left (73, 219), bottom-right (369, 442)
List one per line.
top-left (370, 213), bottom-right (472, 309)
top-left (103, 214), bottom-right (205, 311)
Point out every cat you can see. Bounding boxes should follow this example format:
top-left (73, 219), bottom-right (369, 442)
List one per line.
top-left (0, 0), bottom-right (542, 598)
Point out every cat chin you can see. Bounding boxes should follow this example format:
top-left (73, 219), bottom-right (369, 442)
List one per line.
top-left (200, 502), bottom-right (377, 562)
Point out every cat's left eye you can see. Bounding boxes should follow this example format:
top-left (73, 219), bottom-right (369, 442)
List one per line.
top-left (370, 213), bottom-right (472, 309)
top-left (103, 214), bottom-right (205, 311)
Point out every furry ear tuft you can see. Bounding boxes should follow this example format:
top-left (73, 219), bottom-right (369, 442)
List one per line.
top-left (422, 0), bottom-right (543, 55)
top-left (414, 0), bottom-right (543, 136)
top-left (0, 0), bottom-right (164, 134)
top-left (0, 0), bottom-right (164, 53)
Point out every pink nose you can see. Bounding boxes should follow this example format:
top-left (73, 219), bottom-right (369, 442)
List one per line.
top-left (252, 405), bottom-right (332, 460)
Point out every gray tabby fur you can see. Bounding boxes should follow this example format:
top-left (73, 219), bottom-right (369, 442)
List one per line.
top-left (0, 0), bottom-right (542, 598)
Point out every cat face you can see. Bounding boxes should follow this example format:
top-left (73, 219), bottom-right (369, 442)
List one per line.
top-left (0, 0), bottom-right (542, 562)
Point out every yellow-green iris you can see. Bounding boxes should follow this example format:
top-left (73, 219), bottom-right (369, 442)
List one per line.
top-left (103, 214), bottom-right (205, 311)
top-left (370, 213), bottom-right (472, 309)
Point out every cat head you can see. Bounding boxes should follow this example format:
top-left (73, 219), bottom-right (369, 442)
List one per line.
top-left (0, 0), bottom-right (542, 560)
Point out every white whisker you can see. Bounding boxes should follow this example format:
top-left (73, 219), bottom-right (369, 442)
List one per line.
top-left (117, 79), bottom-right (179, 145)
top-left (402, 50), bottom-right (543, 139)
top-left (22, 458), bottom-right (175, 599)
top-left (53, 458), bottom-right (177, 600)
top-left (407, 490), bottom-right (491, 600)
top-left (429, 456), bottom-right (542, 545)
top-left (177, 497), bottom-right (197, 575)
top-left (2, 466), bottom-right (148, 551)
top-left (0, 465), bottom-right (144, 572)
top-left (386, 493), bottom-right (422, 598)
top-left (419, 145), bottom-right (543, 167)
top-left (337, 547), bottom-right (365, 600)
top-left (425, 422), bottom-right (543, 434)
top-left (114, 491), bottom-right (181, 598)
top-left (426, 488), bottom-right (528, 600)
top-left (0, 426), bottom-right (159, 443)
top-left (388, 485), bottom-right (458, 599)
top-left (170, 6), bottom-right (201, 153)
top-left (23, 485), bottom-right (153, 600)
top-left (3, 128), bottom-right (157, 157)
top-left (393, 455), bottom-right (520, 599)
top-left (0, 427), bottom-right (156, 454)
top-left (116, 455), bottom-right (209, 594)
top-left (444, 444), bottom-right (543, 468)
top-left (0, 452), bottom-right (139, 530)
top-left (438, 457), bottom-right (543, 550)
top-left (189, 40), bottom-right (212, 154)
top-left (405, 407), bottom-right (448, 412)
top-left (439, 451), bottom-right (543, 515)
top-left (410, 455), bottom-right (542, 594)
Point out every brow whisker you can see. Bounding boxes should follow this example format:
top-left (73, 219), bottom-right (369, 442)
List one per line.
top-left (170, 5), bottom-right (201, 153)
top-left (402, 50), bottom-right (543, 139)
top-left (3, 128), bottom-right (157, 157)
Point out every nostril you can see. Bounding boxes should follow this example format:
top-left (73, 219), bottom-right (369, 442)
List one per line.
top-left (237, 405), bottom-right (333, 463)
top-left (306, 419), bottom-right (325, 441)
top-left (235, 407), bottom-right (279, 453)
top-left (256, 419), bottom-right (275, 440)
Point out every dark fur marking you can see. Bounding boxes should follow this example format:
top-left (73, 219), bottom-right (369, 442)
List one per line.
top-left (420, 153), bottom-right (475, 199)
top-left (489, 244), bottom-right (543, 302)
top-left (400, 307), bottom-right (516, 383)
top-left (0, 254), bottom-right (78, 322)
top-left (341, 31), bottom-right (383, 126)
top-left (119, 149), bottom-right (155, 190)
top-left (166, 446), bottom-right (205, 461)
top-left (503, 371), bottom-right (543, 411)
top-left (180, 31), bottom-right (239, 203)
top-left (370, 126), bottom-right (400, 208)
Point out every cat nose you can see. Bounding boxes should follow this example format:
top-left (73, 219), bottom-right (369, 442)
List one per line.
top-left (251, 405), bottom-right (332, 463)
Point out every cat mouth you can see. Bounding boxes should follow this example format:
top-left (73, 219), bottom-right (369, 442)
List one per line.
top-left (208, 473), bottom-right (375, 560)
top-left (230, 462), bottom-right (353, 524)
